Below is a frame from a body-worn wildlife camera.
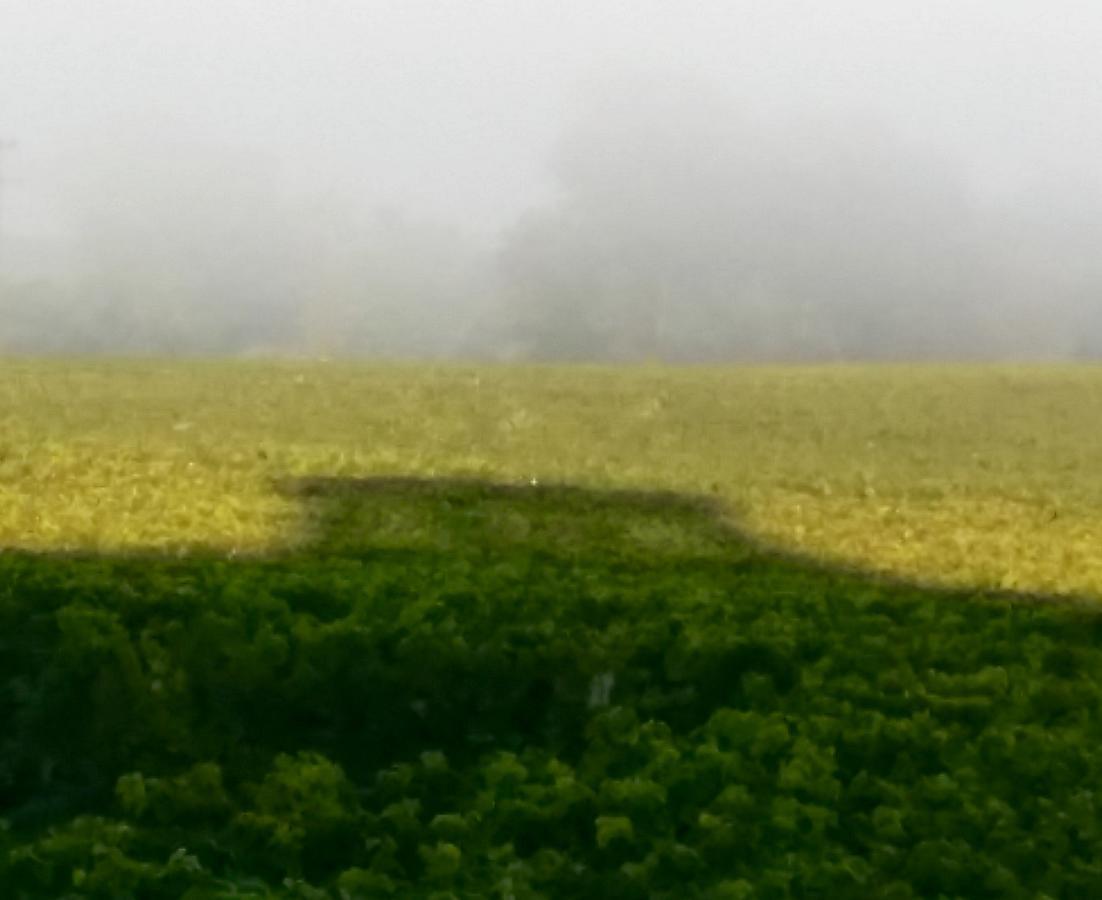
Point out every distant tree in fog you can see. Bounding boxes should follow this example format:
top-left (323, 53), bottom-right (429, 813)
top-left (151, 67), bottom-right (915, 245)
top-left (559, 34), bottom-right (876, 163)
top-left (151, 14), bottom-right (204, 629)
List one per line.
top-left (496, 75), bottom-right (1065, 362)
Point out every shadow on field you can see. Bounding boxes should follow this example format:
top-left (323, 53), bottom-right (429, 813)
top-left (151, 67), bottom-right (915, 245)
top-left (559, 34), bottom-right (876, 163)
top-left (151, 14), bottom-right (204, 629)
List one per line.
top-left (277, 474), bottom-right (1099, 608)
top-left (276, 474), bottom-right (740, 562)
top-left (3, 476), bottom-right (1102, 895)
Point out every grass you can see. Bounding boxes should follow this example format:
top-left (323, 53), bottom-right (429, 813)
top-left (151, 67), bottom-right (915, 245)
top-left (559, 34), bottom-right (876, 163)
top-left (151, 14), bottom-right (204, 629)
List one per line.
top-left (4, 360), bottom-right (1102, 894)
top-left (3, 477), bottom-right (1101, 896)
top-left (0, 359), bottom-right (1100, 597)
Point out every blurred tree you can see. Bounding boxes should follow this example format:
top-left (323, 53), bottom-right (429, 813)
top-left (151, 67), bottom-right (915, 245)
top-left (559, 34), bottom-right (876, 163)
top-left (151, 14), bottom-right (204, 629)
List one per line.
top-left (497, 74), bottom-right (996, 362)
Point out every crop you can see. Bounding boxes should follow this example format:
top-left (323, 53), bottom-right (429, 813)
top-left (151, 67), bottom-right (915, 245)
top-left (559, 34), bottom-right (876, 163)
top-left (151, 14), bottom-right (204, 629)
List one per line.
top-left (3, 360), bottom-right (1101, 895)
top-left (3, 478), bottom-right (1102, 897)
top-left (0, 360), bottom-right (1100, 597)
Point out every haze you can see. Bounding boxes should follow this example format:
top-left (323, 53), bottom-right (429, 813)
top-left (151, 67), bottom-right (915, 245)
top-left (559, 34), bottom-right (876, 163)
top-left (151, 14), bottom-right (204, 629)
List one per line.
top-left (2, 1), bottom-right (1101, 359)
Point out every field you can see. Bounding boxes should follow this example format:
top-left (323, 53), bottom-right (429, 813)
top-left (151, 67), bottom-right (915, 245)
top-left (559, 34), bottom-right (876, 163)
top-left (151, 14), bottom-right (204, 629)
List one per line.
top-left (3, 360), bottom-right (1102, 897)
top-left (2, 360), bottom-right (1101, 596)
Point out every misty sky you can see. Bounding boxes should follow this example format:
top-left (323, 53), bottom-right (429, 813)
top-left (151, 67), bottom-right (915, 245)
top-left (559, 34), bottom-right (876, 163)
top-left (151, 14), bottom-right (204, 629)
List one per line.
top-left (2, 2), bottom-right (1102, 360)
top-left (4, 1), bottom-right (1102, 239)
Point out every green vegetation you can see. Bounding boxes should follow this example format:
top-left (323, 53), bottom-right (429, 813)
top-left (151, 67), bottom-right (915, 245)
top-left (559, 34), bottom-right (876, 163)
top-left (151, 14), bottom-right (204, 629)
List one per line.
top-left (3, 478), bottom-right (1102, 897)
top-left (3, 360), bottom-right (1102, 895)
top-left (1, 360), bottom-right (1101, 597)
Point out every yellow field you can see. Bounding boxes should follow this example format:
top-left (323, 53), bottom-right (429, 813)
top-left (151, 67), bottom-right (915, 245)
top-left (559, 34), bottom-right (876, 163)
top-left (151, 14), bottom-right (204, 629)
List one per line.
top-left (1, 359), bottom-right (1100, 598)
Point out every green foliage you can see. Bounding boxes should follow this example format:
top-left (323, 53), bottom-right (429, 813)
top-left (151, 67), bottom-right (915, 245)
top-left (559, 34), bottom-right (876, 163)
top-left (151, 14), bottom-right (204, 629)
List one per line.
top-left (2, 479), bottom-right (1102, 896)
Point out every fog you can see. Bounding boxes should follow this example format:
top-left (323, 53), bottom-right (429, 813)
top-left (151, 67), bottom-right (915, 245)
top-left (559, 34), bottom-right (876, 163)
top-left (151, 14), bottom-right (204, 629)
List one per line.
top-left (2, 1), bottom-right (1101, 360)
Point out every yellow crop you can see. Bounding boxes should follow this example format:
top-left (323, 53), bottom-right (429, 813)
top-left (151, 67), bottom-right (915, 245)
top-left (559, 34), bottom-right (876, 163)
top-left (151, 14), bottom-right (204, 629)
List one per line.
top-left (1, 359), bottom-right (1099, 598)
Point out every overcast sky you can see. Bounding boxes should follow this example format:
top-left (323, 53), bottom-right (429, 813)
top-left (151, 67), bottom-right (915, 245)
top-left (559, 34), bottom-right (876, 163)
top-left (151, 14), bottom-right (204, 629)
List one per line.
top-left (4, 1), bottom-right (1102, 240)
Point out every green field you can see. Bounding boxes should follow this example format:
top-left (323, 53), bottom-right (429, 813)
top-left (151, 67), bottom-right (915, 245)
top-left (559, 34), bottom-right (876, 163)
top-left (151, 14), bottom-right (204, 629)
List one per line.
top-left (2, 360), bottom-right (1102, 897)
top-left (2, 360), bottom-right (1101, 596)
